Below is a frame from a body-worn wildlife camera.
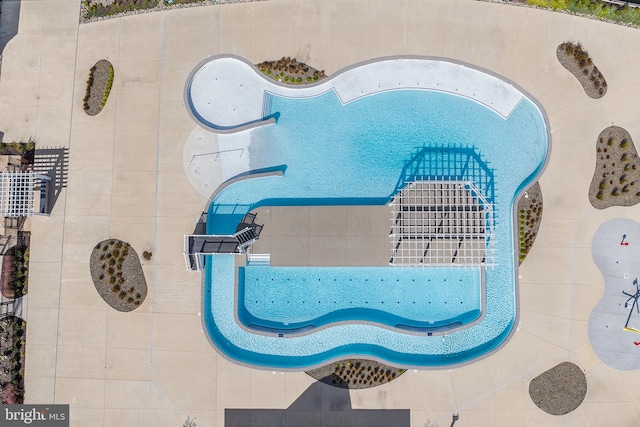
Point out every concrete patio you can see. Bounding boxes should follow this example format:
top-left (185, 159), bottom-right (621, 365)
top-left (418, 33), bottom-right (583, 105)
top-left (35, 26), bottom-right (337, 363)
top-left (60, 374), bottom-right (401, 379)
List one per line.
top-left (3, 0), bottom-right (640, 425)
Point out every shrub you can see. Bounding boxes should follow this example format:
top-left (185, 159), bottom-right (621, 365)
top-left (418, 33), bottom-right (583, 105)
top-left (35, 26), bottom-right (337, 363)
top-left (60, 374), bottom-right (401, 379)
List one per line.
top-left (85, 0), bottom-right (159, 19)
top-left (83, 66), bottom-right (96, 111)
top-left (530, 0), bottom-right (640, 26)
top-left (100, 64), bottom-right (115, 109)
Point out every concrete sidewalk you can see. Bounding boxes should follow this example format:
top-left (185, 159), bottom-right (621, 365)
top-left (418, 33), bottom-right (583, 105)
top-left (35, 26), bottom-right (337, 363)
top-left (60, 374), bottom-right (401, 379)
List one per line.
top-left (2, 0), bottom-right (640, 426)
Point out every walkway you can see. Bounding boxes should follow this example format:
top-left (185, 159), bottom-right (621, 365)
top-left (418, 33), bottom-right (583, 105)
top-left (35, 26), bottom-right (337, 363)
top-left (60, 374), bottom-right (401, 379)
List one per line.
top-left (4, 0), bottom-right (640, 426)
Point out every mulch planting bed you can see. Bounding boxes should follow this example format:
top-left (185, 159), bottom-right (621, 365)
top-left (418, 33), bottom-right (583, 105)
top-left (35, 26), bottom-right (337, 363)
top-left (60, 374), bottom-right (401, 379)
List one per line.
top-left (256, 57), bottom-right (326, 85)
top-left (306, 359), bottom-right (405, 389)
top-left (83, 59), bottom-right (114, 116)
top-left (81, 0), bottom-right (218, 23)
top-left (589, 126), bottom-right (640, 209)
top-left (0, 316), bottom-right (26, 404)
top-left (557, 42), bottom-right (607, 99)
top-left (89, 239), bottom-right (147, 311)
top-left (517, 181), bottom-right (543, 264)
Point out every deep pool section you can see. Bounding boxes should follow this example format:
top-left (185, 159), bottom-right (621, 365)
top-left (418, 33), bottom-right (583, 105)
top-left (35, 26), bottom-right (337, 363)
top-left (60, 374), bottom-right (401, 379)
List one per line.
top-left (239, 266), bottom-right (482, 332)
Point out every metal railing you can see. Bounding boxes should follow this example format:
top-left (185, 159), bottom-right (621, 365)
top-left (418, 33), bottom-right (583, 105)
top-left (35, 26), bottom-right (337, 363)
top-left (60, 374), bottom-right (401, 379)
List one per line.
top-left (189, 148), bottom-right (244, 165)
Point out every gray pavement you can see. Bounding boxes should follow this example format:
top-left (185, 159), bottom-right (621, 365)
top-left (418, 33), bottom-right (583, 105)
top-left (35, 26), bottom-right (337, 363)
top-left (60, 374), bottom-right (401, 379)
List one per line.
top-left (3, 0), bottom-right (640, 426)
top-left (589, 218), bottom-right (640, 370)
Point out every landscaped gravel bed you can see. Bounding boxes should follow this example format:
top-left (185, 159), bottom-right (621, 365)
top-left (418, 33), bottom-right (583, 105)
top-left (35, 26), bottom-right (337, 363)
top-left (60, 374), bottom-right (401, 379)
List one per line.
top-left (89, 239), bottom-right (147, 312)
top-left (589, 126), bottom-right (640, 209)
top-left (529, 361), bottom-right (587, 415)
top-left (306, 359), bottom-right (405, 389)
top-left (556, 42), bottom-right (607, 98)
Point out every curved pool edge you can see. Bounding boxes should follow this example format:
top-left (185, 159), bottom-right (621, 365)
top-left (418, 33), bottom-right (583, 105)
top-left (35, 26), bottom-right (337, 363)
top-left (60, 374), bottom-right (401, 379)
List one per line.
top-left (199, 254), bottom-right (519, 371)
top-left (184, 54), bottom-right (527, 133)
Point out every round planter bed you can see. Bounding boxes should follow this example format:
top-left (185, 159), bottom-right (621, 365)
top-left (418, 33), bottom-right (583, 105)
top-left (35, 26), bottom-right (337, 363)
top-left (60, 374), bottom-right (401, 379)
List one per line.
top-left (90, 239), bottom-right (147, 311)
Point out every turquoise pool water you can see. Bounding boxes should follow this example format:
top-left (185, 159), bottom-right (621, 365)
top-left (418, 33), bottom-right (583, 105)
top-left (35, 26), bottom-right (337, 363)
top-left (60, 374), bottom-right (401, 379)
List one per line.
top-left (239, 266), bottom-right (482, 332)
top-left (209, 90), bottom-right (543, 228)
top-left (203, 84), bottom-right (548, 368)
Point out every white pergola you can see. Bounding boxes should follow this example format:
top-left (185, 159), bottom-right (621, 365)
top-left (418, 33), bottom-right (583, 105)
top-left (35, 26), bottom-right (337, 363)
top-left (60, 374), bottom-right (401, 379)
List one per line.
top-left (390, 180), bottom-right (495, 267)
top-left (0, 172), bottom-right (50, 217)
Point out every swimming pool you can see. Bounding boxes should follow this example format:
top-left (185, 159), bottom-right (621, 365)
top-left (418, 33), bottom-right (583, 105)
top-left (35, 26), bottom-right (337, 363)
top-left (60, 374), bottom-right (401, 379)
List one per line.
top-left (187, 56), bottom-right (549, 369)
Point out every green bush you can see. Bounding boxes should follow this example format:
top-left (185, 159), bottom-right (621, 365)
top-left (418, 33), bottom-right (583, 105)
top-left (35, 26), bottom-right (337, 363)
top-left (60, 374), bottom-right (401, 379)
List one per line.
top-left (7, 246), bottom-right (29, 297)
top-left (528, 0), bottom-right (568, 10)
top-left (528, 0), bottom-right (640, 26)
top-left (83, 66), bottom-right (95, 111)
top-left (85, 0), bottom-right (159, 19)
top-left (100, 65), bottom-right (115, 109)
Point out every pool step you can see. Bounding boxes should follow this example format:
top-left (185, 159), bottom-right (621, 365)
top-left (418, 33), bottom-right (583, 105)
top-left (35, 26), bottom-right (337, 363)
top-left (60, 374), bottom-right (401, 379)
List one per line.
top-left (248, 253), bottom-right (271, 267)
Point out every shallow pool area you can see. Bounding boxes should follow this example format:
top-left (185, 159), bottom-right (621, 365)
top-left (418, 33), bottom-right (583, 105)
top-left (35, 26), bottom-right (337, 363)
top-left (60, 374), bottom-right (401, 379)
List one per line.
top-left (239, 266), bottom-right (482, 333)
top-left (187, 56), bottom-right (549, 369)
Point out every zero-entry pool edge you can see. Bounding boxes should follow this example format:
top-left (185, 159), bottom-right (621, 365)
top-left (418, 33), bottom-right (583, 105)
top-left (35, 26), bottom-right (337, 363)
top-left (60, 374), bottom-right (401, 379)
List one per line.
top-left (192, 55), bottom-right (551, 370)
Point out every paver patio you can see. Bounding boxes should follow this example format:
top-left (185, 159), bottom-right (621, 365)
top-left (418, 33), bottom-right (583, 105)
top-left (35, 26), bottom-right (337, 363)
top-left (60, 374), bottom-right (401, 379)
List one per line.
top-left (2, 0), bottom-right (640, 425)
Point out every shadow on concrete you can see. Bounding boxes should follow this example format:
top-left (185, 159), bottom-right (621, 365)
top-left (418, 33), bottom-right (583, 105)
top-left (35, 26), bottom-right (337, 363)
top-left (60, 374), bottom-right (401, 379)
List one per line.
top-left (32, 147), bottom-right (68, 214)
top-left (0, 0), bottom-right (20, 65)
top-left (191, 211), bottom-right (207, 235)
top-left (225, 380), bottom-right (410, 427)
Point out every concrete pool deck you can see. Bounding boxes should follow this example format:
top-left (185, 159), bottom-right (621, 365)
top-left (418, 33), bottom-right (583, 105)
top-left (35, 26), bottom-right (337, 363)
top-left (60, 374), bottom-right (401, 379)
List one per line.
top-left (5, 0), bottom-right (640, 425)
top-left (186, 55), bottom-right (525, 132)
